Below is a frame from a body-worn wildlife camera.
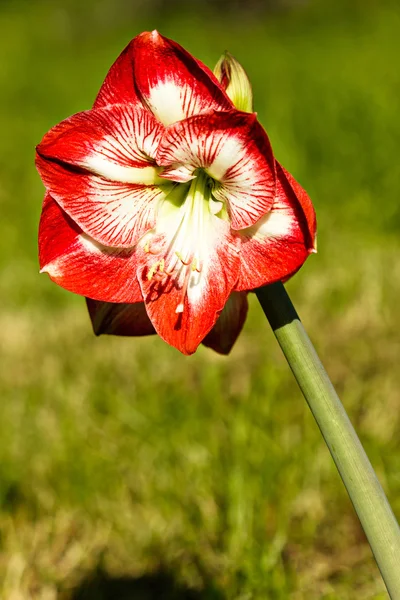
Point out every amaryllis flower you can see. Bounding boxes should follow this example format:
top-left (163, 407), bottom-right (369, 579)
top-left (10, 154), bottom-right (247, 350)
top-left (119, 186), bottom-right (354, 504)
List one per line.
top-left (36, 31), bottom-right (316, 355)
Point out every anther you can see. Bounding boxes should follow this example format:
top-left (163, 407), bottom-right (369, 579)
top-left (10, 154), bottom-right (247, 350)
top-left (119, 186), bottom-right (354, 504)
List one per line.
top-left (175, 267), bottom-right (192, 313)
top-left (147, 260), bottom-right (162, 280)
top-left (175, 251), bottom-right (191, 266)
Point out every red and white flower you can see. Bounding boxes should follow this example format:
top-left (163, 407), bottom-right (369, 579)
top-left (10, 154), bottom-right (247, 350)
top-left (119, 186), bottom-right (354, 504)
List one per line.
top-left (36, 31), bottom-right (316, 355)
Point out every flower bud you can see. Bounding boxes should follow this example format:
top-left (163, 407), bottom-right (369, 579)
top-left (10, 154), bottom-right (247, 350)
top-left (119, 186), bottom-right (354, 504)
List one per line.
top-left (214, 52), bottom-right (253, 113)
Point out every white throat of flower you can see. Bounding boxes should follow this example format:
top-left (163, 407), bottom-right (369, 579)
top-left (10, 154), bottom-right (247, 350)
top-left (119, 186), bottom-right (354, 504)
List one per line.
top-left (142, 170), bottom-right (225, 313)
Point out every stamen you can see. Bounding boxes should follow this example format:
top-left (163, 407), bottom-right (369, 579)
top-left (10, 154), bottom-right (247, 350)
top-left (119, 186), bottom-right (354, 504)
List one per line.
top-left (147, 257), bottom-right (176, 281)
top-left (147, 260), bottom-right (164, 280)
top-left (191, 258), bottom-right (202, 273)
top-left (150, 170), bottom-right (210, 313)
top-left (175, 251), bottom-right (191, 266)
top-left (175, 267), bottom-right (191, 314)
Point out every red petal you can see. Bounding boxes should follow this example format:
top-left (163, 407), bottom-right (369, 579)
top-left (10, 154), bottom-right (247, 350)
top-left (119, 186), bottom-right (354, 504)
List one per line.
top-left (39, 194), bottom-right (142, 303)
top-left (157, 111), bottom-right (276, 229)
top-left (86, 299), bottom-right (155, 336)
top-left (137, 217), bottom-right (241, 355)
top-left (235, 162), bottom-right (317, 291)
top-left (94, 41), bottom-right (142, 109)
top-left (36, 154), bottom-right (166, 249)
top-left (202, 292), bottom-right (248, 354)
top-left (131, 31), bottom-right (233, 125)
top-left (279, 163), bottom-right (317, 251)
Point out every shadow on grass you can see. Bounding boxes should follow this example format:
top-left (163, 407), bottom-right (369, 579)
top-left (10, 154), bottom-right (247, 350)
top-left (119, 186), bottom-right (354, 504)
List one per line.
top-left (69, 568), bottom-right (225, 600)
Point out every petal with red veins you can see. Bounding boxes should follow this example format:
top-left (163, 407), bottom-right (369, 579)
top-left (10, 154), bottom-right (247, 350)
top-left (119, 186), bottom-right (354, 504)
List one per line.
top-left (235, 162), bottom-right (317, 291)
top-left (86, 299), bottom-right (155, 336)
top-left (35, 105), bottom-right (170, 248)
top-left (136, 185), bottom-right (241, 354)
top-left (131, 31), bottom-right (233, 125)
top-left (39, 194), bottom-right (142, 303)
top-left (157, 111), bottom-right (276, 229)
top-left (202, 292), bottom-right (248, 354)
top-left (36, 154), bottom-right (168, 248)
top-left (36, 105), bottom-right (165, 181)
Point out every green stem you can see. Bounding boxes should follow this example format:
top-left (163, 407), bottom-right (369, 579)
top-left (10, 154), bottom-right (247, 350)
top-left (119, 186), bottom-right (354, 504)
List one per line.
top-left (256, 282), bottom-right (400, 598)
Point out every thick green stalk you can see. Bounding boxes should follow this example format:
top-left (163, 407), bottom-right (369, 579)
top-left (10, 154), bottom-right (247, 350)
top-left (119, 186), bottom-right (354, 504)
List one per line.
top-left (256, 282), bottom-right (400, 598)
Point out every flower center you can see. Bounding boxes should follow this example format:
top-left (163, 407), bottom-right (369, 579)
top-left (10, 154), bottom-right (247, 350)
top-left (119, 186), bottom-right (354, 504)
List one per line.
top-left (143, 169), bottom-right (219, 313)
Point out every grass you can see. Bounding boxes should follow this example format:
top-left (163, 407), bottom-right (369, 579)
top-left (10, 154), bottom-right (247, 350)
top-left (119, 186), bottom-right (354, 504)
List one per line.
top-left (1, 0), bottom-right (400, 597)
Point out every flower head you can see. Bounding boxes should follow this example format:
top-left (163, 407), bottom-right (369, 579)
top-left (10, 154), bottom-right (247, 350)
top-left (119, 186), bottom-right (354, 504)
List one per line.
top-left (36, 31), bottom-right (316, 355)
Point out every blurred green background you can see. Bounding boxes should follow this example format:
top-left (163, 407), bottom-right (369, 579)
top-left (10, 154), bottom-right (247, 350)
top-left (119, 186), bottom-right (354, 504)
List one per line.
top-left (1, 0), bottom-right (400, 598)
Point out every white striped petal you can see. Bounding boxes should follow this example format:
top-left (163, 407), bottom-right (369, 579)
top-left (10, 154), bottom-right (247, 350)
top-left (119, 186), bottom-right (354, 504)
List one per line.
top-left (156, 111), bottom-right (276, 230)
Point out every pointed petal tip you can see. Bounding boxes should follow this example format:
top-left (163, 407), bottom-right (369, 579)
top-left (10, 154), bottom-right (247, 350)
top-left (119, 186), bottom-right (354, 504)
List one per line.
top-left (138, 30), bottom-right (163, 44)
top-left (92, 325), bottom-right (103, 337)
top-left (35, 145), bottom-right (45, 162)
top-left (311, 232), bottom-right (318, 253)
top-left (39, 261), bottom-right (58, 276)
